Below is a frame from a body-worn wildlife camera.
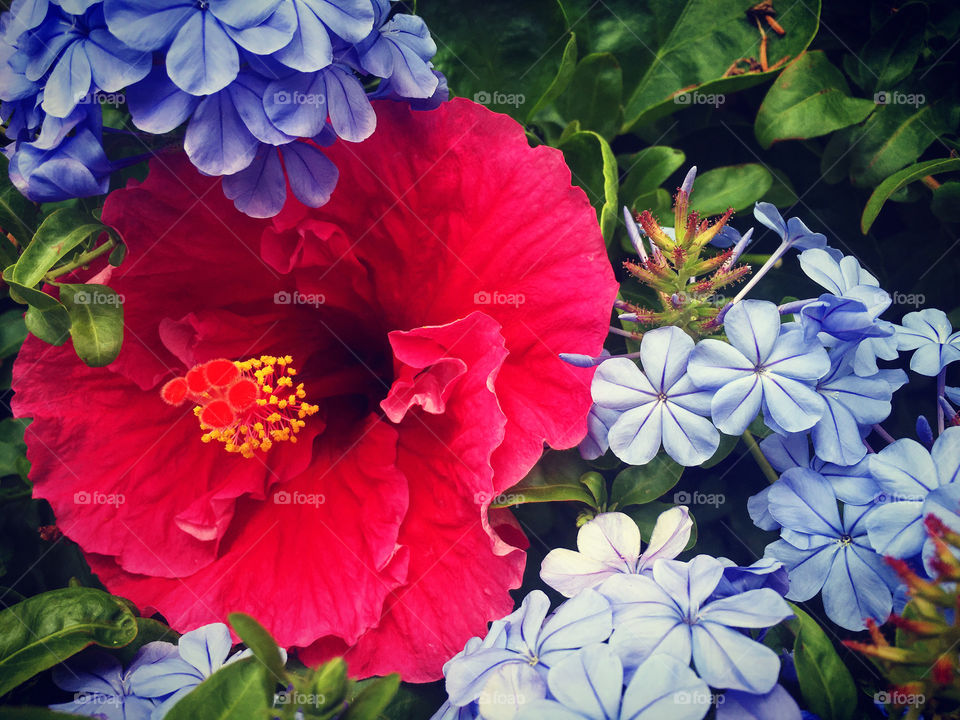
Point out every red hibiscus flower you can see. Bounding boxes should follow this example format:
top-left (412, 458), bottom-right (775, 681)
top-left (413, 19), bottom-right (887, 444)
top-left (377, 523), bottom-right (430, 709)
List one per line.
top-left (12, 98), bottom-right (617, 680)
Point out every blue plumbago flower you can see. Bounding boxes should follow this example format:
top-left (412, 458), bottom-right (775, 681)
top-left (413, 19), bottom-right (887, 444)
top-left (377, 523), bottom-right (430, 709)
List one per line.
top-left (540, 508), bottom-right (692, 597)
top-left (710, 557), bottom-right (789, 600)
top-left (807, 352), bottom-right (896, 466)
top-left (474, 663), bottom-right (547, 720)
top-left (600, 555), bottom-right (792, 693)
top-left (592, 326), bottom-right (719, 466)
top-left (579, 403), bottom-right (620, 460)
top-left (129, 622), bottom-right (260, 718)
top-left (432, 617), bottom-right (513, 720)
top-left (687, 300), bottom-right (830, 436)
top-left (863, 427), bottom-right (960, 568)
top-left (717, 684), bottom-right (802, 720)
top-left (761, 468), bottom-right (897, 631)
top-left (753, 203), bottom-right (827, 251)
top-left (0, 0), bottom-right (445, 213)
top-left (443, 589), bottom-right (613, 708)
top-left (895, 309), bottom-right (960, 376)
top-left (20, 6), bottom-right (150, 118)
top-left (753, 433), bottom-right (878, 509)
top-left (50, 645), bottom-right (176, 720)
top-left (795, 249), bottom-right (893, 346)
top-left (516, 644), bottom-right (711, 720)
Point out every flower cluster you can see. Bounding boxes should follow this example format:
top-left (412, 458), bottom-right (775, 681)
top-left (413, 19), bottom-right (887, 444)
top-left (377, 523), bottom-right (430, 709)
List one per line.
top-left (49, 623), bottom-right (264, 720)
top-left (577, 167), bottom-right (960, 632)
top-left (0, 0), bottom-right (444, 215)
top-left (431, 509), bottom-right (800, 720)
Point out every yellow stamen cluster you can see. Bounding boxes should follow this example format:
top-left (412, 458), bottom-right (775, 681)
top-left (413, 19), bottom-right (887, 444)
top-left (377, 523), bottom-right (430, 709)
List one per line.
top-left (195, 355), bottom-right (319, 459)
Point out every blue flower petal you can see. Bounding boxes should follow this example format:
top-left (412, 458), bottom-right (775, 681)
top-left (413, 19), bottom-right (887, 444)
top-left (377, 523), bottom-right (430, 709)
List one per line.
top-left (323, 64), bottom-right (375, 142)
top-left (127, 65), bottom-right (201, 133)
top-left (41, 41), bottom-right (91, 118)
top-left (222, 144), bottom-right (286, 218)
top-left (543, 644), bottom-right (621, 720)
top-left (282, 140), bottom-right (338, 208)
top-left (709, 374), bottom-right (762, 435)
top-left (718, 684), bottom-right (801, 720)
top-left (821, 545), bottom-right (892, 630)
top-left (864, 500), bottom-right (924, 557)
top-left (166, 9), bottom-right (239, 95)
top-left (264, 71), bottom-right (328, 137)
top-left (692, 621), bottom-right (780, 693)
top-left (724, 300), bottom-right (781, 364)
top-left (184, 91), bottom-right (259, 175)
top-left (621, 654), bottom-right (711, 720)
top-left (271, 0), bottom-right (333, 72)
top-left (764, 539), bottom-right (836, 602)
top-left (103, 0), bottom-right (194, 52)
top-left (768, 468), bottom-right (842, 536)
top-left (83, 28), bottom-right (151, 92)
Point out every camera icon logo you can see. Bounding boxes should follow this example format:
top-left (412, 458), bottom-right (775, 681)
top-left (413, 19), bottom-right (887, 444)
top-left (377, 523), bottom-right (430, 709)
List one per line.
top-left (473, 90), bottom-right (491, 105)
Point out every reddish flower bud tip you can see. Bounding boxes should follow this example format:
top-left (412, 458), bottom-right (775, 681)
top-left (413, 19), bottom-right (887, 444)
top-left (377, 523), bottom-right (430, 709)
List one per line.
top-left (933, 656), bottom-right (953, 685)
top-left (160, 377), bottom-right (189, 406)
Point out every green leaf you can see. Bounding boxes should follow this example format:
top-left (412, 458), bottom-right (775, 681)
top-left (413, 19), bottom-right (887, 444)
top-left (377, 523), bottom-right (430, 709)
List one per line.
top-left (0, 309), bottom-right (27, 359)
top-left (761, 168), bottom-right (799, 207)
top-left (860, 157), bottom-right (960, 233)
top-left (59, 284), bottom-right (124, 367)
top-left (625, 502), bottom-right (697, 550)
top-left (931, 181), bottom-right (960, 222)
top-left (555, 53), bottom-right (623, 140)
top-left (849, 3), bottom-right (926, 94)
top-left (689, 164), bottom-right (773, 216)
top-left (497, 451), bottom-right (595, 507)
top-left (848, 101), bottom-right (953, 188)
top-left (308, 657), bottom-right (348, 711)
top-left (421, 0), bottom-right (568, 122)
top-left (166, 658), bottom-right (272, 720)
top-left (228, 612), bottom-right (287, 685)
top-left (0, 418), bottom-right (30, 481)
top-left (620, 146), bottom-right (686, 202)
top-left (558, 130), bottom-right (619, 242)
top-left (9, 209), bottom-right (107, 288)
top-left (609, 454), bottom-right (683, 508)
top-left (754, 51), bottom-right (875, 149)
top-left (526, 33), bottom-right (578, 123)
top-left (343, 674), bottom-right (400, 720)
top-left (0, 185), bottom-right (37, 251)
top-left (789, 603), bottom-right (857, 720)
top-left (0, 587), bottom-right (137, 696)
top-left (579, 471), bottom-right (608, 508)
top-left (559, 0), bottom-right (821, 132)
top-left (3, 268), bottom-right (73, 346)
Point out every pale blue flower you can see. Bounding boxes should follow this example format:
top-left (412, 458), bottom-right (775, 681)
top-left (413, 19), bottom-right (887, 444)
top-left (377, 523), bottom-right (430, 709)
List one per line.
top-left (687, 300), bottom-right (830, 435)
top-left (592, 326), bottom-right (718, 466)
top-left (895, 308), bottom-right (960, 376)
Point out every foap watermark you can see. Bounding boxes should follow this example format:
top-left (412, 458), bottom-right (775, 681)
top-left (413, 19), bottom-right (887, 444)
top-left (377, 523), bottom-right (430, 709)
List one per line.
top-left (890, 291), bottom-right (926, 308)
top-left (473, 90), bottom-right (526, 108)
top-left (874, 90), bottom-right (925, 107)
top-left (274, 290), bottom-right (325, 307)
top-left (474, 290), bottom-right (525, 308)
top-left (477, 690), bottom-right (530, 707)
top-left (474, 491), bottom-right (524, 505)
top-left (74, 490), bottom-right (125, 507)
top-left (272, 90), bottom-right (325, 107)
top-left (73, 289), bottom-right (124, 306)
top-left (79, 91), bottom-right (126, 107)
top-left (674, 490), bottom-right (725, 508)
top-left (674, 91), bottom-right (725, 107)
top-left (674, 690), bottom-right (725, 706)
top-left (72, 692), bottom-right (122, 707)
top-left (273, 490), bottom-right (325, 507)
top-left (275, 690), bottom-right (327, 708)
top-left (875, 690), bottom-right (925, 707)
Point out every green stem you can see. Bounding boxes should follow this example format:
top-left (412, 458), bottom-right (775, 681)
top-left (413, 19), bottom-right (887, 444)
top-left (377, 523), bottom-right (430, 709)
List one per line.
top-left (743, 429), bottom-right (779, 484)
top-left (45, 239), bottom-right (116, 281)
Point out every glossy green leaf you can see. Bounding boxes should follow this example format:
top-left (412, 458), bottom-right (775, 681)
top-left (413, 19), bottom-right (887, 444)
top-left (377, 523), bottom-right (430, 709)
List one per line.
top-left (848, 3), bottom-right (926, 94)
top-left (0, 587), bottom-right (137, 696)
top-left (558, 130), bottom-right (619, 242)
top-left (114, 617), bottom-right (179, 665)
top-left (0, 309), bottom-right (27, 359)
top-left (228, 613), bottom-right (287, 685)
top-left (526, 33), bottom-right (578, 123)
top-left (610, 454), bottom-right (683, 508)
top-left (754, 51), bottom-right (875, 149)
top-left (9, 209), bottom-right (108, 288)
top-left (421, 0), bottom-right (568, 122)
top-left (848, 101), bottom-right (953, 188)
top-left (496, 451), bottom-right (595, 507)
top-left (559, 0), bottom-right (821, 132)
top-left (59, 284), bottom-right (124, 367)
top-left (579, 471), bottom-right (608, 508)
top-left (789, 603), bottom-right (857, 720)
top-left (343, 674), bottom-right (400, 720)
top-left (555, 53), bottom-right (623, 139)
top-left (860, 158), bottom-right (960, 233)
top-left (309, 656), bottom-right (348, 711)
top-left (625, 501), bottom-right (697, 550)
top-left (620, 146), bottom-right (686, 202)
top-left (0, 185), bottom-right (36, 251)
top-left (0, 417), bottom-right (30, 481)
top-left (165, 658), bottom-right (272, 720)
top-left (689, 164), bottom-right (773, 216)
